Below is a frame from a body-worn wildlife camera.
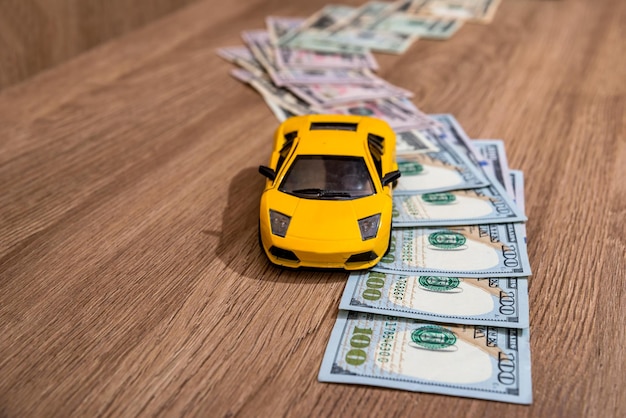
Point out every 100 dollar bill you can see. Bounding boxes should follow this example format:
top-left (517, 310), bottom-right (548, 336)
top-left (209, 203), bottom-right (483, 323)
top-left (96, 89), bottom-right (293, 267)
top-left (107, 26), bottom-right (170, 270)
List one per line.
top-left (319, 311), bottom-right (532, 404)
top-left (340, 271), bottom-right (529, 328)
top-left (473, 139), bottom-right (513, 196)
top-left (374, 224), bottom-right (531, 277)
top-left (395, 129), bottom-right (489, 194)
top-left (267, 16), bottom-right (380, 70)
top-left (243, 30), bottom-right (375, 87)
top-left (373, 14), bottom-right (463, 40)
top-left (413, 0), bottom-right (502, 24)
top-left (395, 129), bottom-right (440, 155)
top-left (392, 177), bottom-right (526, 226)
top-left (511, 170), bottom-right (525, 212)
top-left (279, 5), bottom-right (368, 54)
top-left (431, 114), bottom-right (485, 166)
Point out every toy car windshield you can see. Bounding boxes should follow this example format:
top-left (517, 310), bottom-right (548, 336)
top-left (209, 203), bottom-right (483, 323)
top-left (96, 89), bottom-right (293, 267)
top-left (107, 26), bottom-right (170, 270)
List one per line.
top-left (279, 155), bottom-right (375, 200)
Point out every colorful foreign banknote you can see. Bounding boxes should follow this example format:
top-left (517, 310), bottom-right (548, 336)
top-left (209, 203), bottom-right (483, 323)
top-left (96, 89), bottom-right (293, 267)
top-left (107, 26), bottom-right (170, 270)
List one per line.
top-left (394, 129), bottom-right (490, 194)
top-left (318, 311), bottom-right (532, 404)
top-left (373, 223), bottom-right (532, 277)
top-left (340, 271), bottom-right (529, 328)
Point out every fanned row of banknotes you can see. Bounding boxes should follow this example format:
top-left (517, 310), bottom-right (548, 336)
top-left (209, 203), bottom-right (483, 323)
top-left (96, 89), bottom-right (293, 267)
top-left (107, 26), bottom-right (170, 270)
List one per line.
top-left (217, 0), bottom-right (533, 405)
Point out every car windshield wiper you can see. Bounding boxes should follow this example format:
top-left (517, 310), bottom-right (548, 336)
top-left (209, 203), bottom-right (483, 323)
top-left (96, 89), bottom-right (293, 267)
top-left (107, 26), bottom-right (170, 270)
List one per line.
top-left (292, 188), bottom-right (324, 195)
top-left (320, 191), bottom-right (352, 198)
top-left (291, 188), bottom-right (352, 198)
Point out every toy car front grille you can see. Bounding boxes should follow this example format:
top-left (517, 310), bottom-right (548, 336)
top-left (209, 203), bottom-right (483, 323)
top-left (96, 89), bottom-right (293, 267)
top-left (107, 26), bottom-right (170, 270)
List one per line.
top-left (269, 246), bottom-right (300, 261)
top-left (346, 251), bottom-right (378, 263)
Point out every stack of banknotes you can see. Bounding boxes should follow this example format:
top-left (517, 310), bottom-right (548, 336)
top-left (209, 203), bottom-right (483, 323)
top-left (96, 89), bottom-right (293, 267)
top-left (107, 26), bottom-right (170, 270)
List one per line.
top-left (218, 0), bottom-right (502, 122)
top-left (325, 121), bottom-right (532, 404)
top-left (218, 0), bottom-right (532, 405)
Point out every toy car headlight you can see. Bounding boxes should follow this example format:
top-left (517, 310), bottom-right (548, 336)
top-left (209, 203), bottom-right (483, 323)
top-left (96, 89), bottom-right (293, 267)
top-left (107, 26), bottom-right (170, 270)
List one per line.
top-left (358, 214), bottom-right (380, 240)
top-left (269, 210), bottom-right (291, 237)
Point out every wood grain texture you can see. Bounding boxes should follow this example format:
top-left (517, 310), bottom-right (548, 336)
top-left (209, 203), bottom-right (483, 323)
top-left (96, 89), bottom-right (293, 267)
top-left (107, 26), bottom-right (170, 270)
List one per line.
top-left (1, 0), bottom-right (625, 416)
top-left (0, 0), bottom-right (200, 91)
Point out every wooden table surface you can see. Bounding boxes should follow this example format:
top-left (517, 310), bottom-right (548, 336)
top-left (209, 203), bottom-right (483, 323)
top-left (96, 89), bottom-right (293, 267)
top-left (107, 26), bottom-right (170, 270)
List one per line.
top-left (1, 0), bottom-right (624, 416)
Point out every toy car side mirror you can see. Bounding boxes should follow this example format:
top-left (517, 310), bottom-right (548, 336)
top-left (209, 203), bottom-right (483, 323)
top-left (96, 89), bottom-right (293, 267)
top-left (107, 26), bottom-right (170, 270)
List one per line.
top-left (381, 170), bottom-right (401, 187)
top-left (259, 165), bottom-right (276, 181)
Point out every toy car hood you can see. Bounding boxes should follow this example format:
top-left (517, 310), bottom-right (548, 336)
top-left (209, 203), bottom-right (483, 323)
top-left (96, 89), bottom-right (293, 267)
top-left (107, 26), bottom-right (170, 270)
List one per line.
top-left (271, 193), bottom-right (388, 241)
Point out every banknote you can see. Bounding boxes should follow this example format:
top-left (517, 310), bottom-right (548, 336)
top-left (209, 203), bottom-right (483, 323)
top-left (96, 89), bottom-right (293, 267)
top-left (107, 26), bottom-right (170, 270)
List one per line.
top-left (278, 32), bottom-right (368, 54)
top-left (473, 139), bottom-right (514, 196)
top-left (319, 311), bottom-right (532, 404)
top-left (265, 97), bottom-right (300, 122)
top-left (326, 1), bottom-right (396, 32)
top-left (266, 16), bottom-right (305, 45)
top-left (220, 48), bottom-right (314, 116)
top-left (325, 98), bottom-right (438, 131)
top-left (413, 0), bottom-right (502, 24)
top-left (391, 96), bottom-right (440, 118)
top-left (297, 2), bottom-right (416, 54)
top-left (279, 5), bottom-right (356, 42)
top-left (393, 0), bottom-right (429, 14)
top-left (267, 17), bottom-right (379, 70)
top-left (274, 46), bottom-right (379, 70)
top-left (430, 114), bottom-right (485, 167)
top-left (230, 69), bottom-right (314, 115)
top-left (509, 168), bottom-right (528, 271)
top-left (264, 95), bottom-right (290, 122)
top-left (329, 27), bottom-right (418, 54)
top-left (340, 271), bottom-right (529, 328)
top-left (242, 30), bottom-right (376, 86)
top-left (216, 46), bottom-right (266, 77)
top-left (373, 14), bottom-right (462, 40)
top-left (392, 180), bottom-right (526, 226)
top-left (395, 129), bottom-right (439, 155)
top-left (279, 6), bottom-right (368, 54)
top-left (394, 130), bottom-right (490, 194)
top-left (510, 170), bottom-right (525, 213)
top-left (373, 224), bottom-right (532, 277)
top-left (286, 83), bottom-right (412, 107)
top-left (510, 170), bottom-right (528, 252)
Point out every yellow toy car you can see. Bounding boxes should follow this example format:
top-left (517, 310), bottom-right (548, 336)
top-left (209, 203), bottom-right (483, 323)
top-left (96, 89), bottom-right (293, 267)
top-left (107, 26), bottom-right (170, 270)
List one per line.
top-left (258, 115), bottom-right (400, 269)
